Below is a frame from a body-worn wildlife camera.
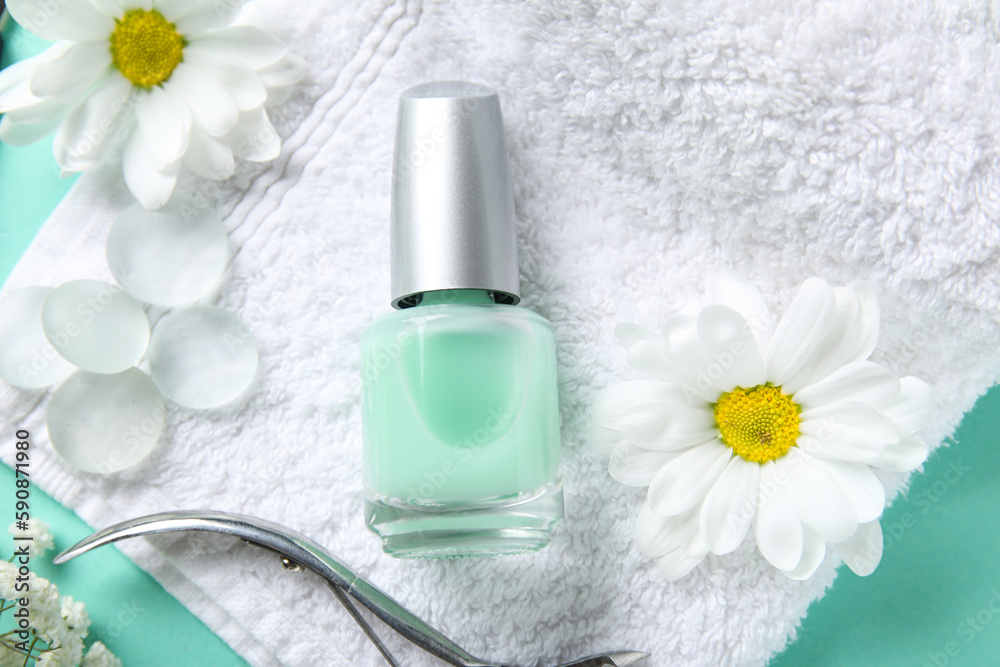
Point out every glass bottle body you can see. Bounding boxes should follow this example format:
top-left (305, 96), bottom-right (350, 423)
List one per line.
top-left (361, 290), bottom-right (562, 558)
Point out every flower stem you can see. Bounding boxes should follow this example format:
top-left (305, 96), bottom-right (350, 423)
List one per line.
top-left (20, 637), bottom-right (37, 667)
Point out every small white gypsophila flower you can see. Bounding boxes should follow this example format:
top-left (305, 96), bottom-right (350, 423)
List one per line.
top-left (26, 575), bottom-right (66, 642)
top-left (35, 622), bottom-right (84, 667)
top-left (8, 518), bottom-right (56, 559)
top-left (81, 642), bottom-right (121, 667)
top-left (34, 650), bottom-right (62, 667)
top-left (35, 644), bottom-right (82, 667)
top-left (0, 0), bottom-right (307, 209)
top-left (591, 266), bottom-right (934, 581)
top-left (60, 595), bottom-right (92, 639)
top-left (0, 560), bottom-right (19, 599)
top-left (0, 569), bottom-right (81, 665)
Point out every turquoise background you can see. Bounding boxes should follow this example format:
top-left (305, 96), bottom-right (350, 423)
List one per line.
top-left (2, 17), bottom-right (999, 667)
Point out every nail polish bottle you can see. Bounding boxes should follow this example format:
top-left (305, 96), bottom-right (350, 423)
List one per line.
top-left (361, 81), bottom-right (563, 558)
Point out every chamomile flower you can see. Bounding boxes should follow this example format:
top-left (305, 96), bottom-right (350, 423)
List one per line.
top-left (0, 0), bottom-right (306, 208)
top-left (591, 267), bottom-right (933, 581)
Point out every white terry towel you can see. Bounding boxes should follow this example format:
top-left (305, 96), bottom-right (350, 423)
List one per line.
top-left (4, 0), bottom-right (1000, 664)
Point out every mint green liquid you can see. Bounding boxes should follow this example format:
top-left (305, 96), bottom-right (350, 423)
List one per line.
top-left (361, 290), bottom-right (562, 558)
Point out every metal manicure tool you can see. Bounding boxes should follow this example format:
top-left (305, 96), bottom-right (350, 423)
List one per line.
top-left (54, 510), bottom-right (650, 667)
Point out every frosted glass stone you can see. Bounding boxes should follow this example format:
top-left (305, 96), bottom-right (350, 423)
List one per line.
top-left (148, 306), bottom-right (258, 409)
top-left (106, 202), bottom-right (231, 306)
top-left (41, 280), bottom-right (149, 374)
top-left (0, 287), bottom-right (76, 389)
top-left (47, 368), bottom-right (164, 473)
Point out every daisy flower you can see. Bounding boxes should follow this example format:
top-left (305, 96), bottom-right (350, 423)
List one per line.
top-left (0, 0), bottom-right (306, 208)
top-left (591, 267), bottom-right (933, 581)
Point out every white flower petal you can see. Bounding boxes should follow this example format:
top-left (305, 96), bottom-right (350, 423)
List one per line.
top-left (0, 58), bottom-right (40, 111)
top-left (609, 442), bottom-right (678, 487)
top-left (172, 0), bottom-right (246, 34)
top-left (224, 106), bottom-right (280, 162)
top-left (260, 53), bottom-right (307, 106)
top-left (7, 0), bottom-right (115, 41)
top-left (166, 63), bottom-right (239, 137)
top-left (792, 282), bottom-right (880, 388)
top-left (591, 380), bottom-right (682, 429)
top-left (186, 26), bottom-right (288, 70)
top-left (783, 526), bottom-right (827, 580)
top-left (787, 449), bottom-right (857, 543)
top-left (185, 53), bottom-right (266, 111)
top-left (799, 401), bottom-right (900, 464)
top-left (832, 520), bottom-right (883, 576)
top-left (700, 455), bottom-right (760, 555)
top-left (182, 123), bottom-right (234, 179)
top-left (634, 502), bottom-right (700, 557)
top-left (765, 277), bottom-right (837, 393)
top-left (655, 546), bottom-right (708, 581)
top-left (29, 40), bottom-right (110, 103)
top-left (660, 313), bottom-right (735, 398)
top-left (874, 376), bottom-right (934, 434)
top-left (122, 127), bottom-right (180, 209)
top-left (684, 525), bottom-right (709, 557)
top-left (0, 42), bottom-right (73, 111)
top-left (263, 84), bottom-right (295, 107)
top-left (0, 104), bottom-right (64, 144)
top-left (696, 305), bottom-right (766, 390)
top-left (590, 380), bottom-right (680, 455)
top-left (793, 361), bottom-right (901, 414)
top-left (0, 79), bottom-right (37, 115)
top-left (619, 400), bottom-right (717, 451)
top-left (0, 92), bottom-right (68, 144)
top-left (648, 440), bottom-right (732, 515)
top-left (90, 0), bottom-right (125, 17)
top-left (754, 460), bottom-right (802, 571)
top-left (136, 86), bottom-right (190, 169)
top-left (845, 281), bottom-right (879, 361)
top-left (154, 0), bottom-right (201, 20)
top-left (705, 264), bottom-right (770, 343)
top-left (614, 322), bottom-right (658, 350)
top-left (796, 285), bottom-right (862, 385)
top-left (625, 338), bottom-right (700, 390)
top-left (798, 434), bottom-right (880, 466)
top-left (54, 72), bottom-right (134, 170)
top-left (3, 96), bottom-right (67, 124)
top-left (875, 434), bottom-right (928, 472)
top-left (661, 313), bottom-right (722, 374)
top-left (817, 458), bottom-right (885, 524)
top-left (783, 281), bottom-right (881, 393)
top-left (121, 0), bottom-right (153, 11)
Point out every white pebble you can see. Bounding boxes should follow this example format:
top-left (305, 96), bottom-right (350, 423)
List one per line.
top-left (148, 306), bottom-right (258, 409)
top-left (106, 203), bottom-right (230, 306)
top-left (0, 287), bottom-right (76, 389)
top-left (47, 369), bottom-right (164, 473)
top-left (41, 280), bottom-right (149, 374)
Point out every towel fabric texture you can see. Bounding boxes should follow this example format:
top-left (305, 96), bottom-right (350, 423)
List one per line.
top-left (3, 0), bottom-right (1000, 664)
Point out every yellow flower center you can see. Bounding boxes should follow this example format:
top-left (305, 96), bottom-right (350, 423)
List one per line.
top-left (714, 384), bottom-right (801, 463)
top-left (109, 9), bottom-right (185, 88)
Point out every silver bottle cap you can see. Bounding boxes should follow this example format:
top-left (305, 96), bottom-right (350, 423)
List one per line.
top-left (390, 81), bottom-right (520, 308)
